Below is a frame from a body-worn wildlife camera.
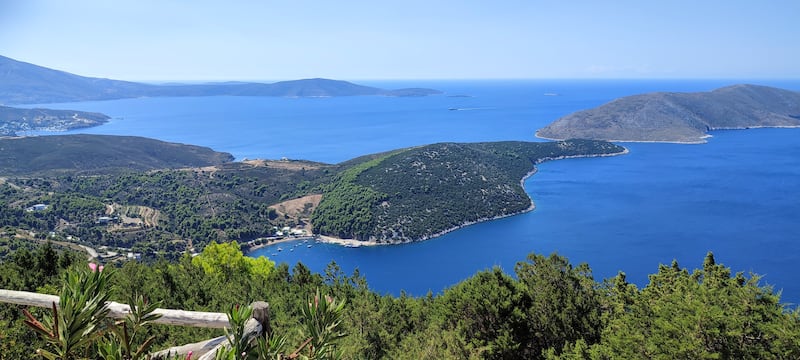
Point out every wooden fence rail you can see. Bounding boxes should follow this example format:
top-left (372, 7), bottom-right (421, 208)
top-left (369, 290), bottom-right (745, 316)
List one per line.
top-left (0, 289), bottom-right (230, 328)
top-left (0, 289), bottom-right (275, 358)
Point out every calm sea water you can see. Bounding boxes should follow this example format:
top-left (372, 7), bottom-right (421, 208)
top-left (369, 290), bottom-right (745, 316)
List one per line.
top-left (27, 80), bottom-right (800, 303)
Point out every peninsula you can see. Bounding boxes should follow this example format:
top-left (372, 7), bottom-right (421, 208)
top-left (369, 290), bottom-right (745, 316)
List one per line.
top-left (536, 84), bottom-right (800, 143)
top-left (0, 105), bottom-right (109, 136)
top-left (311, 139), bottom-right (626, 243)
top-left (0, 135), bottom-right (623, 254)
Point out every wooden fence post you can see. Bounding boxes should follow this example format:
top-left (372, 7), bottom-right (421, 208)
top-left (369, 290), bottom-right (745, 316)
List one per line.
top-left (152, 301), bottom-right (271, 359)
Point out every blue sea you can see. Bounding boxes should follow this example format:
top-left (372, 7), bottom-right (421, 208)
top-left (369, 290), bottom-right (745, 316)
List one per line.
top-left (26, 79), bottom-right (800, 304)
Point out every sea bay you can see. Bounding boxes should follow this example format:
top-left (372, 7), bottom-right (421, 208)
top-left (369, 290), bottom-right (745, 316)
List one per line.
top-left (26, 79), bottom-right (800, 303)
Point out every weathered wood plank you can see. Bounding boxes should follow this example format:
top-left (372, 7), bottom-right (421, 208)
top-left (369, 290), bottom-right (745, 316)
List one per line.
top-left (149, 334), bottom-right (227, 359)
top-left (152, 315), bottom-right (264, 359)
top-left (0, 289), bottom-right (229, 328)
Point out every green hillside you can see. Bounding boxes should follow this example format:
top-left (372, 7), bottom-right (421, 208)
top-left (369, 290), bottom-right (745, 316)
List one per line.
top-left (0, 242), bottom-right (797, 359)
top-left (312, 139), bottom-right (626, 242)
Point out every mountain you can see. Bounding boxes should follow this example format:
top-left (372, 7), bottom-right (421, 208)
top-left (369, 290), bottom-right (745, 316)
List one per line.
top-left (0, 134), bottom-right (233, 175)
top-left (0, 55), bottom-right (441, 104)
top-left (536, 84), bottom-right (800, 143)
top-left (311, 139), bottom-right (626, 242)
top-left (0, 106), bottom-right (110, 136)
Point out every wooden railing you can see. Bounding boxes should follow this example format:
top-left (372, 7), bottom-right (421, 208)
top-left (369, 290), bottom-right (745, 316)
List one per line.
top-left (0, 289), bottom-right (270, 359)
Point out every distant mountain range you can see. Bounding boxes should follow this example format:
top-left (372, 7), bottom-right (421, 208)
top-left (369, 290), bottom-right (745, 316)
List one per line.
top-left (537, 84), bottom-right (800, 143)
top-left (0, 55), bottom-right (441, 104)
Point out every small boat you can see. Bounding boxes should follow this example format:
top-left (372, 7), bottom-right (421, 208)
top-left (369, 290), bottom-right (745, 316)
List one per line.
top-left (307, 244), bottom-right (312, 248)
top-left (277, 247), bottom-right (283, 252)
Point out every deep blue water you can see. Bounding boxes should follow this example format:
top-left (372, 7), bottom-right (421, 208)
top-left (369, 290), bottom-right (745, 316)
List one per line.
top-left (26, 80), bottom-right (800, 303)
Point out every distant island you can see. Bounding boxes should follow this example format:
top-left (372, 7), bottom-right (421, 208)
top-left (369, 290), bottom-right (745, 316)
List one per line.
top-left (537, 84), bottom-right (800, 143)
top-left (0, 106), bottom-right (110, 136)
top-left (0, 55), bottom-right (441, 104)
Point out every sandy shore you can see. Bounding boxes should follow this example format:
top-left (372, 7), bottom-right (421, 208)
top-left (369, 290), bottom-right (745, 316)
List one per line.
top-left (244, 235), bottom-right (381, 254)
top-left (317, 235), bottom-right (382, 247)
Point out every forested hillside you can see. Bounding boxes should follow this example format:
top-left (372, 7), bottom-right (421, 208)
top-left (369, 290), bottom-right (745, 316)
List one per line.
top-left (0, 242), bottom-right (797, 359)
top-left (0, 136), bottom-right (624, 258)
top-left (0, 159), bottom-right (333, 255)
top-left (312, 139), bottom-right (626, 242)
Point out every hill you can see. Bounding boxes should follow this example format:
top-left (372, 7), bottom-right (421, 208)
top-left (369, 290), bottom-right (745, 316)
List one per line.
top-left (0, 134), bottom-right (233, 175)
top-left (0, 136), bottom-right (623, 253)
top-left (0, 105), bottom-right (110, 136)
top-left (536, 84), bottom-right (800, 143)
top-left (0, 55), bottom-right (441, 104)
top-left (311, 139), bottom-right (626, 242)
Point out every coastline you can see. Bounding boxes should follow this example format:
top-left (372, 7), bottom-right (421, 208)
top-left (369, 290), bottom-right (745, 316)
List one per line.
top-left (535, 124), bottom-right (800, 144)
top-left (317, 235), bottom-right (382, 247)
top-left (412, 147), bottom-right (630, 243)
top-left (246, 147), bottom-right (630, 250)
top-left (534, 132), bottom-right (707, 144)
top-left (312, 147), bottom-right (631, 247)
top-left (243, 234), bottom-right (385, 254)
top-left (244, 236), bottom-right (316, 254)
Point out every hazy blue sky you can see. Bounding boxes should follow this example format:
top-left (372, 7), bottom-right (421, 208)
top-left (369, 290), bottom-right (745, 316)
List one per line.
top-left (2, 0), bottom-right (798, 81)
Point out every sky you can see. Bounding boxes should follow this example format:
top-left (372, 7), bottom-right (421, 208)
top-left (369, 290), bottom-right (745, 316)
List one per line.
top-left (1, 0), bottom-right (799, 81)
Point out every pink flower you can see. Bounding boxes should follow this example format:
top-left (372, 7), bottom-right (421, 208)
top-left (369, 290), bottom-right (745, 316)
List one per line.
top-left (89, 263), bottom-right (105, 272)
top-left (186, 350), bottom-right (193, 359)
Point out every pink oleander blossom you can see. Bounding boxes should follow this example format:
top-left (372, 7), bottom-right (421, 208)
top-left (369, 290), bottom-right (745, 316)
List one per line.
top-left (88, 263), bottom-right (105, 272)
top-left (186, 350), bottom-right (193, 359)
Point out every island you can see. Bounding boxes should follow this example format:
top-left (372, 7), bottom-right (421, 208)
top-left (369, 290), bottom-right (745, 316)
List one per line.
top-left (536, 84), bottom-right (800, 143)
top-left (0, 106), bottom-right (110, 136)
top-left (0, 54), bottom-right (441, 104)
